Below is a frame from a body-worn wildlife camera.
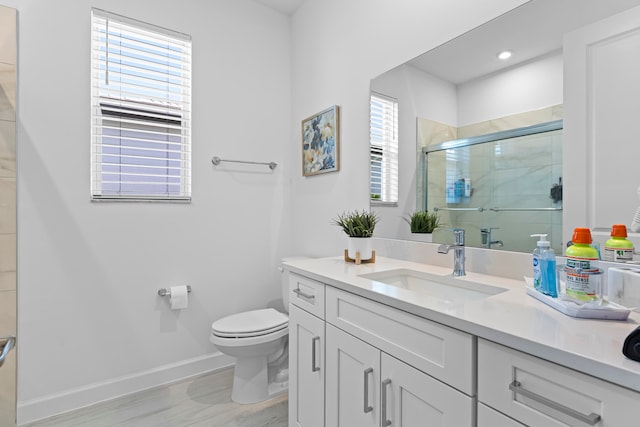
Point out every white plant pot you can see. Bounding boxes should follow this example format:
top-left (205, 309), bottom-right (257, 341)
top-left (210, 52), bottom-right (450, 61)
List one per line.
top-left (347, 237), bottom-right (373, 261)
top-left (410, 233), bottom-right (433, 243)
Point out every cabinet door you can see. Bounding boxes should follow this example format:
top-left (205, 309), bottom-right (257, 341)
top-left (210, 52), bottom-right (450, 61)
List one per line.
top-left (325, 324), bottom-right (379, 427)
top-left (289, 305), bottom-right (325, 427)
top-left (381, 353), bottom-right (474, 427)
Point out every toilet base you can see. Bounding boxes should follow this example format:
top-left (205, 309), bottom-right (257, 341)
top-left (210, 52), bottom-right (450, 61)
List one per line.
top-left (231, 357), bottom-right (288, 404)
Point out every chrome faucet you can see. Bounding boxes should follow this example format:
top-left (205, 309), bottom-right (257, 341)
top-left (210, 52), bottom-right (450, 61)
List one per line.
top-left (438, 228), bottom-right (466, 276)
top-left (480, 227), bottom-right (504, 249)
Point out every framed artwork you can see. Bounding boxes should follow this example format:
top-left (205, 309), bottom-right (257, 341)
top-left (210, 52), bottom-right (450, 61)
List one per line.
top-left (302, 105), bottom-right (340, 176)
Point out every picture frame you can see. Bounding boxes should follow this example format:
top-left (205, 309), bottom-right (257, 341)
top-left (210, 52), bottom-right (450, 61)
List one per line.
top-left (301, 105), bottom-right (340, 176)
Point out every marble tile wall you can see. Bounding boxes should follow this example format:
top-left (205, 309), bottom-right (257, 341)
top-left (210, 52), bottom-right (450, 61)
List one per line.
top-left (419, 106), bottom-right (563, 253)
top-left (0, 5), bottom-right (17, 426)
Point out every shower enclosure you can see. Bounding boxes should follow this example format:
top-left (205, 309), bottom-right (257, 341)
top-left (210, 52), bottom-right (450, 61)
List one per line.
top-left (422, 121), bottom-right (563, 253)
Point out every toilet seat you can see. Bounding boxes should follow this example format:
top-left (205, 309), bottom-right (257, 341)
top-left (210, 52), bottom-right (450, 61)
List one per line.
top-left (211, 308), bottom-right (288, 339)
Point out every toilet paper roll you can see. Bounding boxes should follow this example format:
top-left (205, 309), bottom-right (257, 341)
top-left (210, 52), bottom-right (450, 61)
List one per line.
top-left (170, 285), bottom-right (189, 310)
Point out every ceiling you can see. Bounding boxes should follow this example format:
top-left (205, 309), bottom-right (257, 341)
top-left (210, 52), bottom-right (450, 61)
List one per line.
top-left (407, 0), bottom-right (640, 85)
top-left (251, 0), bottom-right (306, 15)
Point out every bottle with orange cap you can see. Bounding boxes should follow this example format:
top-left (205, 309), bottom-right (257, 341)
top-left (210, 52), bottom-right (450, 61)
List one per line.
top-left (565, 228), bottom-right (600, 301)
top-left (603, 224), bottom-right (634, 262)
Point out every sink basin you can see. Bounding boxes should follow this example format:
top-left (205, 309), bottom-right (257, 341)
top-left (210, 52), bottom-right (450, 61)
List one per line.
top-left (359, 268), bottom-right (507, 304)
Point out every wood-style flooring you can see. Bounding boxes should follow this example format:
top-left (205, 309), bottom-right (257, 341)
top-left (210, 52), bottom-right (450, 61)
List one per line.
top-left (24, 368), bottom-right (288, 427)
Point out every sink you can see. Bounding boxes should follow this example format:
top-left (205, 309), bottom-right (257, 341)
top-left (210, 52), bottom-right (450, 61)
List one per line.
top-left (359, 268), bottom-right (507, 304)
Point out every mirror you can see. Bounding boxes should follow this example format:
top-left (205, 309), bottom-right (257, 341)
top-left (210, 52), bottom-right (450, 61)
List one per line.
top-left (370, 0), bottom-right (640, 253)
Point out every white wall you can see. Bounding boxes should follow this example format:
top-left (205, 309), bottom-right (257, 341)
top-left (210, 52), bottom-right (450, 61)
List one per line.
top-left (289, 0), bottom-right (529, 258)
top-left (14, 0), bottom-right (291, 423)
top-left (458, 51), bottom-right (563, 125)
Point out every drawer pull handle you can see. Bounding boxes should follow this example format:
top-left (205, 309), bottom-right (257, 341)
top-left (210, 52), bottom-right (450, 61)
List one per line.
top-left (382, 378), bottom-right (392, 426)
top-left (293, 288), bottom-right (315, 300)
top-left (364, 368), bottom-right (373, 413)
top-left (311, 336), bottom-right (320, 372)
top-left (509, 380), bottom-right (601, 425)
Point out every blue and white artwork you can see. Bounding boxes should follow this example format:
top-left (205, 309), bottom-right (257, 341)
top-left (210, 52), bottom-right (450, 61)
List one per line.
top-left (302, 105), bottom-right (340, 176)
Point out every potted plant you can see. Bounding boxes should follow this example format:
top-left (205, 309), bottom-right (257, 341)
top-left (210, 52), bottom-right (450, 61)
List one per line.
top-left (404, 210), bottom-right (440, 242)
top-left (333, 210), bottom-right (379, 261)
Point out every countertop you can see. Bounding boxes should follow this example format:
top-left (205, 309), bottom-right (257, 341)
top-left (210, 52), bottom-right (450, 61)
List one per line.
top-left (284, 256), bottom-right (640, 393)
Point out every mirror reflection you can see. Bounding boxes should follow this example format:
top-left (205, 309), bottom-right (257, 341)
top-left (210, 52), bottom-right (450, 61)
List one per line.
top-left (370, 0), bottom-right (640, 253)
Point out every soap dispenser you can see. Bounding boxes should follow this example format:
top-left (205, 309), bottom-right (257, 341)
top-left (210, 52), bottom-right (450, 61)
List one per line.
top-left (530, 234), bottom-right (557, 297)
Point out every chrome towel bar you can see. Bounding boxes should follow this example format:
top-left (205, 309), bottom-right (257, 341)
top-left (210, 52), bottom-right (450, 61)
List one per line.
top-left (211, 156), bottom-right (277, 170)
top-left (157, 285), bottom-right (192, 297)
top-left (433, 207), bottom-right (562, 212)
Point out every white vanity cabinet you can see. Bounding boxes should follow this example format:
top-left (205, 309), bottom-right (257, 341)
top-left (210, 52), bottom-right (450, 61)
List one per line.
top-left (324, 286), bottom-right (475, 426)
top-left (478, 339), bottom-right (640, 426)
top-left (326, 324), bottom-right (474, 427)
top-left (288, 273), bottom-right (326, 427)
top-left (288, 271), bottom-right (476, 427)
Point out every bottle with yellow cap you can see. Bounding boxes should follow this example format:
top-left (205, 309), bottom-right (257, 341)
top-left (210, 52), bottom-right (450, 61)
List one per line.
top-left (565, 228), bottom-right (600, 301)
top-left (603, 224), bottom-right (634, 262)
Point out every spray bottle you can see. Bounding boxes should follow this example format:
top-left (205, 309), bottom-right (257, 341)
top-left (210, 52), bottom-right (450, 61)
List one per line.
top-left (530, 234), bottom-right (557, 297)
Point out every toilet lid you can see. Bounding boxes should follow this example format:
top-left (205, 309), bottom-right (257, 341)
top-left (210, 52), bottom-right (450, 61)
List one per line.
top-left (211, 308), bottom-right (288, 338)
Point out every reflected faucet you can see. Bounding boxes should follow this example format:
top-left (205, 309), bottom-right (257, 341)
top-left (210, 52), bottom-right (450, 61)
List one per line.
top-left (480, 227), bottom-right (504, 249)
top-left (438, 228), bottom-right (466, 276)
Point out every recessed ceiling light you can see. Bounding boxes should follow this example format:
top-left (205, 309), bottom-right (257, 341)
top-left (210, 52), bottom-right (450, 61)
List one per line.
top-left (497, 50), bottom-right (512, 60)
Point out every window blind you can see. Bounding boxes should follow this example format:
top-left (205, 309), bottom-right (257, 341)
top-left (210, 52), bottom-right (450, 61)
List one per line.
top-left (370, 93), bottom-right (399, 203)
top-left (90, 9), bottom-right (192, 201)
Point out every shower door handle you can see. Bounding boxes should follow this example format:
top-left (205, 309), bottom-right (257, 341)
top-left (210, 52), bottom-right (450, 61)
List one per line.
top-left (0, 336), bottom-right (15, 368)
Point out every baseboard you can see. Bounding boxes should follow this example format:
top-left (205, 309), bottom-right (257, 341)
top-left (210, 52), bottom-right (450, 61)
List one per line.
top-left (17, 352), bottom-right (235, 425)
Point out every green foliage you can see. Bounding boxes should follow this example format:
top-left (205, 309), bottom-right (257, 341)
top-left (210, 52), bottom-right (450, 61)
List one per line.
top-left (404, 210), bottom-right (440, 233)
top-left (333, 210), bottom-right (379, 238)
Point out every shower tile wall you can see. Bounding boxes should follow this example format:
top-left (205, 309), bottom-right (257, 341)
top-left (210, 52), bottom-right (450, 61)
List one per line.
top-left (0, 4), bottom-right (16, 426)
top-left (418, 106), bottom-right (563, 253)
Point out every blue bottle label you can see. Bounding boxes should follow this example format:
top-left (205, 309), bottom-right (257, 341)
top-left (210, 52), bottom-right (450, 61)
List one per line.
top-left (532, 254), bottom-right (542, 290)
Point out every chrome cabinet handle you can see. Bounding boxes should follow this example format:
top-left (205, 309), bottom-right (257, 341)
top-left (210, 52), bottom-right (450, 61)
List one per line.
top-left (381, 378), bottom-right (392, 426)
top-left (364, 368), bottom-right (373, 413)
top-left (293, 288), bottom-right (315, 300)
top-left (311, 336), bottom-right (320, 372)
top-left (0, 336), bottom-right (15, 368)
top-left (509, 380), bottom-right (601, 425)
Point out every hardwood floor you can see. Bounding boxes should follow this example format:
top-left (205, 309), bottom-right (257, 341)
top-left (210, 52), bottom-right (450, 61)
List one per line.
top-left (24, 368), bottom-right (288, 427)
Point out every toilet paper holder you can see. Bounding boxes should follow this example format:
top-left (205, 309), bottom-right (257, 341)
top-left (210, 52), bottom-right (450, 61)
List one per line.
top-left (157, 285), bottom-right (192, 297)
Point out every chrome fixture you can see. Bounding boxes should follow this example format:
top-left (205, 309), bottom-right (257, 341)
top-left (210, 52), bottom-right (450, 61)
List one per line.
top-left (0, 336), bottom-right (15, 368)
top-left (157, 285), bottom-right (192, 297)
top-left (437, 228), bottom-right (466, 276)
top-left (211, 156), bottom-right (277, 170)
top-left (480, 227), bottom-right (504, 249)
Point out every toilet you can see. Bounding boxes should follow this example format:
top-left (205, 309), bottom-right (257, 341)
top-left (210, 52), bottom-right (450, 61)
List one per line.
top-left (210, 260), bottom-right (296, 404)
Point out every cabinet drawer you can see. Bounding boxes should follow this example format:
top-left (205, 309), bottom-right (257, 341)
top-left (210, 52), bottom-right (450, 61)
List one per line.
top-left (289, 273), bottom-right (325, 319)
top-left (478, 339), bottom-right (639, 426)
top-left (326, 286), bottom-right (475, 395)
top-left (478, 403), bottom-right (524, 427)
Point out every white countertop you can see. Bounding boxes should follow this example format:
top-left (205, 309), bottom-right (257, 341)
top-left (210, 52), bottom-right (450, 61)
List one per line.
top-left (284, 256), bottom-right (640, 393)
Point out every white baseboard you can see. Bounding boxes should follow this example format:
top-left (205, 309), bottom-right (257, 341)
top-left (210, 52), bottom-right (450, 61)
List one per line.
top-left (17, 352), bottom-right (235, 425)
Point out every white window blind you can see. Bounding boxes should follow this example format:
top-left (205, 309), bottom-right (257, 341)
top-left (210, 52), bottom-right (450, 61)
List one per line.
top-left (370, 93), bottom-right (398, 204)
top-left (91, 9), bottom-right (192, 201)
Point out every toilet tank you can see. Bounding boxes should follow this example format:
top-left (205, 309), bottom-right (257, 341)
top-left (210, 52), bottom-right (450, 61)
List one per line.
top-left (280, 257), bottom-right (310, 312)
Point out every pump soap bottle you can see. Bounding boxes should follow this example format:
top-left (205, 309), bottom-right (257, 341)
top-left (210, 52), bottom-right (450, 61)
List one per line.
top-left (530, 234), bottom-right (557, 297)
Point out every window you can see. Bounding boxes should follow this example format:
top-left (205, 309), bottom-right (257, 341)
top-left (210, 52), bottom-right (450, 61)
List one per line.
top-left (90, 9), bottom-right (192, 201)
top-left (370, 93), bottom-right (398, 204)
